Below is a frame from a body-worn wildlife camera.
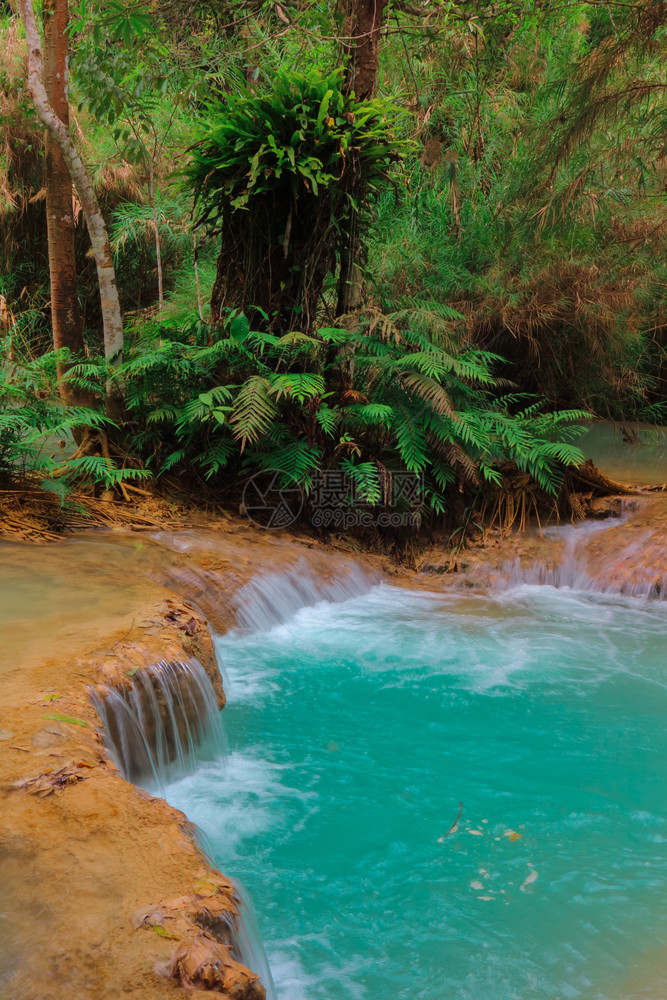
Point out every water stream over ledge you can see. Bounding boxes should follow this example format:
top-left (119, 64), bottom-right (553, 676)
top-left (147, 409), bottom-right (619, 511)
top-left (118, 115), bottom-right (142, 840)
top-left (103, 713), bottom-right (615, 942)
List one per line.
top-left (163, 547), bottom-right (667, 1000)
top-left (90, 658), bottom-right (227, 789)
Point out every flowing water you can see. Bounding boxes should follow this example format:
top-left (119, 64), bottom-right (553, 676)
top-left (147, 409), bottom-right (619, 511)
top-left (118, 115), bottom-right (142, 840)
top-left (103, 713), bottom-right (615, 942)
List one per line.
top-left (90, 658), bottom-right (227, 788)
top-left (165, 555), bottom-right (667, 1000)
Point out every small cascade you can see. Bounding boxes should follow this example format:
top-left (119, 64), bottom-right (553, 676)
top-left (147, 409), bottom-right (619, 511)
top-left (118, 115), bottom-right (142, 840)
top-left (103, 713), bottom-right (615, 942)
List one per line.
top-left (233, 560), bottom-right (378, 632)
top-left (497, 519), bottom-right (665, 600)
top-left (90, 658), bottom-right (226, 788)
top-left (223, 880), bottom-right (277, 1000)
top-left (156, 564), bottom-right (238, 633)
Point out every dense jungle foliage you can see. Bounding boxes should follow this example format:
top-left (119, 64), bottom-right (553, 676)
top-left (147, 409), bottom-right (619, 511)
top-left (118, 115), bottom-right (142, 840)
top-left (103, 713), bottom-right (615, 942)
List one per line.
top-left (1, 0), bottom-right (665, 534)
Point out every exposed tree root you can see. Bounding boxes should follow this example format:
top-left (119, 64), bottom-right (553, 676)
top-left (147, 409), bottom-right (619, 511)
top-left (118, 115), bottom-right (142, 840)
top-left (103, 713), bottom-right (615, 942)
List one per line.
top-left (0, 479), bottom-right (193, 542)
top-left (479, 459), bottom-right (639, 536)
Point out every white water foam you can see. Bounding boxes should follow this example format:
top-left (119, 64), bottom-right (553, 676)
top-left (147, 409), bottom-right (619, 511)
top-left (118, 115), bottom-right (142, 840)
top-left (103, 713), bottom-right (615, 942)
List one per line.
top-left (166, 750), bottom-right (316, 858)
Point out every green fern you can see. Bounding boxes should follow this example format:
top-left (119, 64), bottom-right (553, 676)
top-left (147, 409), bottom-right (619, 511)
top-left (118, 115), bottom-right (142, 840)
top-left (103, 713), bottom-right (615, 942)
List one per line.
top-left (270, 373), bottom-right (325, 403)
top-left (230, 376), bottom-right (279, 451)
top-left (339, 459), bottom-right (382, 504)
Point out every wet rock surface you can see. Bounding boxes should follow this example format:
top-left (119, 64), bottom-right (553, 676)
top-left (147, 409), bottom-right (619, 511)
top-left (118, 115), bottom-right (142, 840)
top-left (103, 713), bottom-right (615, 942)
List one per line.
top-left (0, 594), bottom-right (258, 1000)
top-left (134, 885), bottom-right (266, 998)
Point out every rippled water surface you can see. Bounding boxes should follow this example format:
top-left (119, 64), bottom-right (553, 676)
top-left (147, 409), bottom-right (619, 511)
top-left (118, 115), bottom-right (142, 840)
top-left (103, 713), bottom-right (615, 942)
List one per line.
top-left (165, 581), bottom-right (667, 1000)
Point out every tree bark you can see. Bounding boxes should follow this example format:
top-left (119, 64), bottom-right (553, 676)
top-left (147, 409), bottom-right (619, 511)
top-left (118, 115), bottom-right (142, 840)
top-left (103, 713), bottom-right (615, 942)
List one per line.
top-left (336, 191), bottom-right (365, 316)
top-left (337, 0), bottom-right (386, 316)
top-left (193, 233), bottom-right (204, 322)
top-left (148, 164), bottom-right (163, 310)
top-left (343, 0), bottom-right (386, 101)
top-left (19, 0), bottom-right (124, 416)
top-left (42, 0), bottom-right (87, 407)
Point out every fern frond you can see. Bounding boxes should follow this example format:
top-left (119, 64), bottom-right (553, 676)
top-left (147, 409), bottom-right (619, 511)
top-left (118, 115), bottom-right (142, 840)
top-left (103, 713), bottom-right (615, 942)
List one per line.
top-left (252, 435), bottom-right (322, 486)
top-left (230, 375), bottom-right (279, 451)
top-left (269, 373), bottom-right (325, 403)
top-left (399, 372), bottom-right (458, 420)
top-left (393, 405), bottom-right (428, 471)
top-left (339, 459), bottom-right (382, 504)
top-left (316, 404), bottom-right (341, 436)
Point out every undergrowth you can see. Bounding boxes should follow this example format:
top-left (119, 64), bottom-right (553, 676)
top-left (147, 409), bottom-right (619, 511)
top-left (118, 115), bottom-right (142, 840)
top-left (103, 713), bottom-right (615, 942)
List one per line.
top-left (1, 311), bottom-right (589, 527)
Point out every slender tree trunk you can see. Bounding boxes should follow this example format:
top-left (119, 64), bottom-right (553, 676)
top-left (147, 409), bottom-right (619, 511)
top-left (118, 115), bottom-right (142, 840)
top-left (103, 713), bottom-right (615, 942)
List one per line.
top-left (42, 0), bottom-right (87, 408)
top-left (1, 295), bottom-right (15, 360)
top-left (337, 0), bottom-right (386, 316)
top-left (193, 232), bottom-right (204, 322)
top-left (19, 0), bottom-right (124, 416)
top-left (342, 0), bottom-right (386, 102)
top-left (147, 165), bottom-right (163, 310)
top-left (336, 194), bottom-right (365, 316)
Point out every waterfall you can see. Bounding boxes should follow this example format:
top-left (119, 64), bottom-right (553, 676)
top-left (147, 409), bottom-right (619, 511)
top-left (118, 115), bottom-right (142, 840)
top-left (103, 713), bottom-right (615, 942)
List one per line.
top-left (233, 560), bottom-right (378, 633)
top-left (497, 520), bottom-right (665, 600)
top-left (92, 656), bottom-right (277, 997)
top-left (90, 658), bottom-right (227, 789)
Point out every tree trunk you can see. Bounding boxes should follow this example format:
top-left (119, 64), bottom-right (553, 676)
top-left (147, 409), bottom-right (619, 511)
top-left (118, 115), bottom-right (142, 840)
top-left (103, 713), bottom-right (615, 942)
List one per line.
top-left (19, 0), bottom-right (124, 416)
top-left (336, 191), bottom-right (365, 316)
top-left (337, 0), bottom-right (386, 316)
top-left (42, 0), bottom-right (87, 408)
top-left (193, 233), bottom-right (204, 322)
top-left (342, 0), bottom-right (386, 101)
top-left (148, 165), bottom-right (163, 310)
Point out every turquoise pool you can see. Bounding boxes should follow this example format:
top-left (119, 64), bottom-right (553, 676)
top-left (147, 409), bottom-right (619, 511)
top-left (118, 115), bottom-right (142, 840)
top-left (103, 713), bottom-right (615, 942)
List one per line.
top-left (166, 578), bottom-right (667, 1000)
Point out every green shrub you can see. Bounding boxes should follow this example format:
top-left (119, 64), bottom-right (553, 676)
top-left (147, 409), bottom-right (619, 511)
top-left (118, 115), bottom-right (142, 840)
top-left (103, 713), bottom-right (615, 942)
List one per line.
top-left (186, 68), bottom-right (407, 332)
top-left (0, 343), bottom-right (148, 496)
top-left (117, 310), bottom-right (589, 519)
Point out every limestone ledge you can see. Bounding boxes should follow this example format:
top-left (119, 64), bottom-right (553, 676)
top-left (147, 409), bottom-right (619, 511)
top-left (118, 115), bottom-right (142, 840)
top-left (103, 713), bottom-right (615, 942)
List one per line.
top-left (0, 598), bottom-right (263, 1000)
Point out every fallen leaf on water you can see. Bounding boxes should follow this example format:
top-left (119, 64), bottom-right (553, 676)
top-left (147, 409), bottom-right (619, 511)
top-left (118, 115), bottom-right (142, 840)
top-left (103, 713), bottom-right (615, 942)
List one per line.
top-left (43, 713), bottom-right (89, 727)
top-left (468, 829), bottom-right (483, 836)
top-left (470, 880), bottom-right (484, 891)
top-left (153, 925), bottom-right (180, 940)
top-left (520, 870), bottom-right (538, 891)
top-left (504, 829), bottom-right (522, 841)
